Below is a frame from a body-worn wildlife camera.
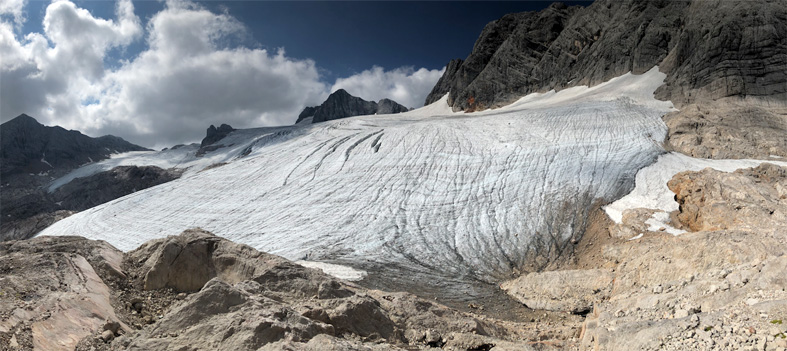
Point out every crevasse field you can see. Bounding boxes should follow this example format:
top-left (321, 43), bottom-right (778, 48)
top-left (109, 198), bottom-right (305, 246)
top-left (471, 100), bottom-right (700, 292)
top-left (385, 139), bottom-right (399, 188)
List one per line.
top-left (41, 67), bottom-right (676, 295)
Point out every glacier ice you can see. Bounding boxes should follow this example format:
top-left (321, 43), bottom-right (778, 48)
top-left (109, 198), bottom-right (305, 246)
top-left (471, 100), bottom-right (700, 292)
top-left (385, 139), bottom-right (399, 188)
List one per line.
top-left (40, 67), bottom-right (675, 292)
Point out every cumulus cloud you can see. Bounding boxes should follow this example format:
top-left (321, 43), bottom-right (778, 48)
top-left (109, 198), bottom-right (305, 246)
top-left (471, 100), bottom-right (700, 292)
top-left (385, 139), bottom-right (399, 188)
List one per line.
top-left (0, 0), bottom-right (445, 149)
top-left (80, 1), bottom-right (329, 147)
top-left (0, 0), bottom-right (26, 27)
top-left (331, 66), bottom-right (444, 109)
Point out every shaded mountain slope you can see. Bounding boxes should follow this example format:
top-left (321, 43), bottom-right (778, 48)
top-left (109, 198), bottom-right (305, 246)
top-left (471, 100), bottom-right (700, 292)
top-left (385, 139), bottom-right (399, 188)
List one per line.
top-left (296, 90), bottom-right (410, 124)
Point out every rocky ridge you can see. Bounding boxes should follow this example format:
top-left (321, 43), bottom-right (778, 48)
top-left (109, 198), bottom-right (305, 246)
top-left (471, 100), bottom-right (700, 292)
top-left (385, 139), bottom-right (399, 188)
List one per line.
top-left (296, 90), bottom-right (410, 124)
top-left (1, 114), bottom-right (148, 179)
top-left (0, 166), bottom-right (181, 242)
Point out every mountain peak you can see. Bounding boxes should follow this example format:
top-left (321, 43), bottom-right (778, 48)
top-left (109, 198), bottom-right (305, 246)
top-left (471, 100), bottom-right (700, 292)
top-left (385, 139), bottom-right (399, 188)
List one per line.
top-left (330, 89), bottom-right (352, 97)
top-left (3, 113), bottom-right (42, 127)
top-left (298, 91), bottom-right (409, 124)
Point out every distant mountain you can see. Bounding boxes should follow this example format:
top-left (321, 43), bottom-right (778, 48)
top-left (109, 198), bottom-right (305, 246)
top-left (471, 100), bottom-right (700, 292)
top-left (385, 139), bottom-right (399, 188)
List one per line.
top-left (1, 114), bottom-right (149, 178)
top-left (0, 114), bottom-right (166, 241)
top-left (296, 90), bottom-right (410, 124)
top-left (201, 124), bottom-right (236, 147)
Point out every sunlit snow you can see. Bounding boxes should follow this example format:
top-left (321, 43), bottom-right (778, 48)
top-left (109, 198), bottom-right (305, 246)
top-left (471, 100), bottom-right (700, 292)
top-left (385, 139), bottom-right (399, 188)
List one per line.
top-left (41, 67), bottom-right (674, 285)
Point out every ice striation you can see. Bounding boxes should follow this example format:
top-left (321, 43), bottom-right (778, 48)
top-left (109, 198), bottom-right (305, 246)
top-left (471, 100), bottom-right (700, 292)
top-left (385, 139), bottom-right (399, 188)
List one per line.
top-left (40, 68), bottom-right (674, 295)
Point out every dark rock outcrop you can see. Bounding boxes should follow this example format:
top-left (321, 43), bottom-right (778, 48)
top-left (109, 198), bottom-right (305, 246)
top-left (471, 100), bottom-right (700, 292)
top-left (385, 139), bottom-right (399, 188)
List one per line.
top-left (0, 166), bottom-right (181, 241)
top-left (313, 89), bottom-right (378, 123)
top-left (297, 90), bottom-right (410, 124)
top-left (295, 106), bottom-right (318, 124)
top-left (200, 124), bottom-right (235, 147)
top-left (426, 0), bottom-right (787, 111)
top-left (376, 98), bottom-right (410, 115)
top-left (51, 166), bottom-right (181, 212)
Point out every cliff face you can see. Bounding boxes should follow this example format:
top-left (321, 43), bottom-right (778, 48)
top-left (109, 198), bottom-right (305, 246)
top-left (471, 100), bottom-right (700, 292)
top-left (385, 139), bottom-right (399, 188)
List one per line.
top-left (426, 0), bottom-right (787, 111)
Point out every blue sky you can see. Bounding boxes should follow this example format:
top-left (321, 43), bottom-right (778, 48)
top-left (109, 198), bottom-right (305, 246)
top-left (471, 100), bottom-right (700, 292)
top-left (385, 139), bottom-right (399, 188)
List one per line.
top-left (1, 0), bottom-right (587, 147)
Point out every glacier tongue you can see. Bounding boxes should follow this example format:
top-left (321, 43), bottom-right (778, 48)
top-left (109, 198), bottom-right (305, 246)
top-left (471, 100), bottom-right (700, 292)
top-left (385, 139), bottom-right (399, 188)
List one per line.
top-left (39, 67), bottom-right (674, 289)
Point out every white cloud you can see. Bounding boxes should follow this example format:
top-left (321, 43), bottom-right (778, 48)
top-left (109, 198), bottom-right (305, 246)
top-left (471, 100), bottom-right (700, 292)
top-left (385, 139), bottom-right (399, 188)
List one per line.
top-left (0, 0), bottom-right (445, 149)
top-left (77, 0), bottom-right (329, 147)
top-left (0, 0), bottom-right (26, 27)
top-left (331, 66), bottom-right (445, 109)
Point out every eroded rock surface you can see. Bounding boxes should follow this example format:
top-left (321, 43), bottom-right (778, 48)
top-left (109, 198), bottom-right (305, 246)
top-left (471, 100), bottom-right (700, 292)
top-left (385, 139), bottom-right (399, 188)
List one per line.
top-left (501, 269), bottom-right (614, 314)
top-left (426, 0), bottom-right (787, 159)
top-left (664, 101), bottom-right (787, 159)
top-left (668, 163), bottom-right (787, 233)
top-left (2, 229), bottom-right (572, 350)
top-left (0, 236), bottom-right (129, 351)
top-left (516, 163), bottom-right (787, 351)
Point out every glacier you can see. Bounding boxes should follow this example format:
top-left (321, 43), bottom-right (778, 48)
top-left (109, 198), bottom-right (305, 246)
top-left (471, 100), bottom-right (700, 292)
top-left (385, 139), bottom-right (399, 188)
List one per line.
top-left (40, 67), bottom-right (675, 297)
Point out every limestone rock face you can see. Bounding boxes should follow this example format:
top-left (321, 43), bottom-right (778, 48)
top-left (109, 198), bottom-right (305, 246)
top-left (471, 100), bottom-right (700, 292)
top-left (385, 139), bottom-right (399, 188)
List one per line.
top-left (667, 163), bottom-right (787, 233)
top-left (122, 279), bottom-right (336, 350)
top-left (0, 236), bottom-right (129, 351)
top-left (427, 0), bottom-right (787, 111)
top-left (51, 166), bottom-right (181, 212)
top-left (295, 106), bottom-right (318, 124)
top-left (0, 115), bottom-right (154, 242)
top-left (376, 98), bottom-right (410, 115)
top-left (501, 269), bottom-right (614, 313)
top-left (0, 114), bottom-right (148, 178)
top-left (1, 230), bottom-right (554, 350)
top-left (570, 164), bottom-right (787, 350)
top-left (664, 101), bottom-right (787, 159)
top-left (313, 89), bottom-right (379, 123)
top-left (0, 165), bottom-right (179, 242)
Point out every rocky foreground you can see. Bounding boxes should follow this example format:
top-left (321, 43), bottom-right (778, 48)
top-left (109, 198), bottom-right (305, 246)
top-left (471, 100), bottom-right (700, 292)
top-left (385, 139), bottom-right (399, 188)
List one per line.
top-left (1, 162), bottom-right (786, 350)
top-left (0, 229), bottom-right (558, 351)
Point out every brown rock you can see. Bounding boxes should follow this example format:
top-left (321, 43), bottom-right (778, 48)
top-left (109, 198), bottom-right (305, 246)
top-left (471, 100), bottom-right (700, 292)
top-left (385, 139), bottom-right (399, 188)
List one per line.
top-left (501, 269), bottom-right (614, 313)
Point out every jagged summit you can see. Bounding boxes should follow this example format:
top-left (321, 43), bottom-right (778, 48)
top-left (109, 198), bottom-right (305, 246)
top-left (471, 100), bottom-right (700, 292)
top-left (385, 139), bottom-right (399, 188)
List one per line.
top-left (296, 90), bottom-right (410, 124)
top-left (201, 124), bottom-right (235, 147)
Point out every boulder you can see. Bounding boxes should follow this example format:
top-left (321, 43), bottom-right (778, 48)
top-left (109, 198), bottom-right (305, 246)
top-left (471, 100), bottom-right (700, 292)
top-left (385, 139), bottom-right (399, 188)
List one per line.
top-left (501, 269), bottom-right (614, 313)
